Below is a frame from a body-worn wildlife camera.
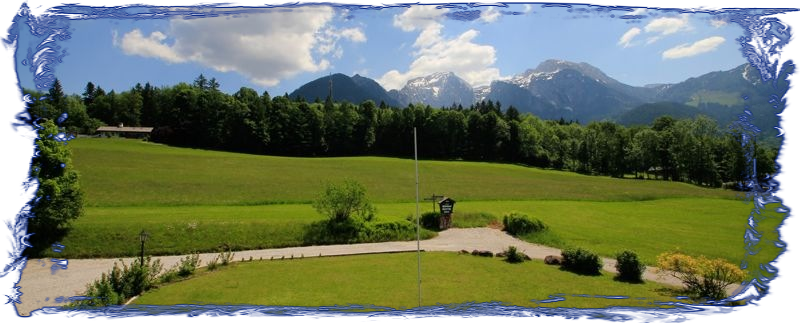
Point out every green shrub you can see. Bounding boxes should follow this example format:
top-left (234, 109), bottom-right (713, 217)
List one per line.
top-left (220, 249), bottom-right (234, 266)
top-left (418, 212), bottom-right (442, 231)
top-left (207, 256), bottom-right (219, 271)
top-left (502, 212), bottom-right (547, 236)
top-left (364, 220), bottom-right (417, 241)
top-left (158, 270), bottom-right (179, 284)
top-left (561, 247), bottom-right (603, 275)
top-left (504, 246), bottom-right (527, 264)
top-left (615, 250), bottom-right (646, 283)
top-left (158, 254), bottom-right (199, 284)
top-left (305, 214), bottom-right (436, 245)
top-left (303, 217), bottom-right (367, 244)
top-left (70, 273), bottom-right (122, 308)
top-left (70, 257), bottom-right (162, 308)
top-left (106, 257), bottom-right (162, 299)
top-left (312, 180), bottom-right (375, 222)
top-left (177, 253), bottom-right (200, 277)
top-left (657, 251), bottom-right (747, 300)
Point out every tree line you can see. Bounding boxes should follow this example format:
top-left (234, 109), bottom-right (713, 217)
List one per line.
top-left (22, 75), bottom-right (776, 188)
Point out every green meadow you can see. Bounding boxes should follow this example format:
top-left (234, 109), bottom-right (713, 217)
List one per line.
top-left (56, 137), bottom-right (780, 272)
top-left (133, 252), bottom-right (682, 309)
top-left (70, 138), bottom-right (734, 207)
top-left (54, 199), bottom-right (769, 267)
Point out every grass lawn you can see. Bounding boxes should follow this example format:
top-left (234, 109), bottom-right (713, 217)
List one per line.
top-left (53, 137), bottom-right (782, 281)
top-left (133, 252), bottom-right (684, 309)
top-left (51, 199), bottom-right (765, 267)
top-left (69, 138), bottom-right (736, 207)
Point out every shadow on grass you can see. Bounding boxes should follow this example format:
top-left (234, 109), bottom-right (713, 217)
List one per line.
top-left (22, 226), bottom-right (71, 258)
top-left (612, 276), bottom-right (646, 284)
top-left (556, 266), bottom-right (603, 277)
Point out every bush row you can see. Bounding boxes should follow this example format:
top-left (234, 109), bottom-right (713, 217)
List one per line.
top-left (561, 248), bottom-right (603, 276)
top-left (68, 257), bottom-right (163, 308)
top-left (303, 217), bottom-right (434, 245)
top-left (69, 249), bottom-right (234, 308)
top-left (502, 212), bottom-right (547, 236)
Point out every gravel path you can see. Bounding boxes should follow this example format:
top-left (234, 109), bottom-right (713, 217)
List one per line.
top-left (14, 228), bottom-right (717, 316)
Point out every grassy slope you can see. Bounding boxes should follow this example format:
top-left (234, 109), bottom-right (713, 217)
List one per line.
top-left (70, 138), bottom-right (735, 207)
top-left (58, 199), bottom-right (762, 265)
top-left (58, 138), bottom-right (777, 270)
top-left (133, 252), bottom-right (682, 309)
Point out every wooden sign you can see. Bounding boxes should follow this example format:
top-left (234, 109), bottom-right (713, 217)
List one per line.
top-left (438, 197), bottom-right (455, 215)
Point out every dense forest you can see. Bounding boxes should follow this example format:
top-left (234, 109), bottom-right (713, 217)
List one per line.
top-left (22, 75), bottom-right (776, 189)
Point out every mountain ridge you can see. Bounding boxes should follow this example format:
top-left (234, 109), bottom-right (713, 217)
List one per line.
top-left (286, 60), bottom-right (785, 140)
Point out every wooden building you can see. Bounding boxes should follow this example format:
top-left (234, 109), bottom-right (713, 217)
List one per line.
top-left (96, 124), bottom-right (154, 138)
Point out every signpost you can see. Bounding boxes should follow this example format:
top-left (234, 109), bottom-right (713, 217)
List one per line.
top-left (437, 197), bottom-right (456, 229)
top-left (423, 194), bottom-right (444, 213)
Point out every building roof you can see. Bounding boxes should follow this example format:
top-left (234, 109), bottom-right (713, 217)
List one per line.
top-left (438, 197), bottom-right (455, 204)
top-left (97, 126), bottom-right (154, 133)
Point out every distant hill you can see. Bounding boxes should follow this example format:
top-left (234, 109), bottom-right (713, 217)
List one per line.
top-left (289, 73), bottom-right (401, 107)
top-left (616, 102), bottom-right (705, 126)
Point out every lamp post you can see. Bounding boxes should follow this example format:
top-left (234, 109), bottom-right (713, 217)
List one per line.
top-left (139, 230), bottom-right (149, 265)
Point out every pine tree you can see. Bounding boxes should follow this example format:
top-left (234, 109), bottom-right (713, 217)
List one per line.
top-left (47, 78), bottom-right (66, 111)
top-left (82, 81), bottom-right (96, 106)
top-left (25, 119), bottom-right (84, 256)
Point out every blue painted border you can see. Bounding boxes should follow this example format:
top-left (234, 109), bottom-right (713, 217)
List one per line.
top-left (0, 0), bottom-right (800, 321)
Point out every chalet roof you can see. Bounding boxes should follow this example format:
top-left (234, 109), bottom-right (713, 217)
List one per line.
top-left (96, 126), bottom-right (154, 133)
top-left (438, 197), bottom-right (455, 205)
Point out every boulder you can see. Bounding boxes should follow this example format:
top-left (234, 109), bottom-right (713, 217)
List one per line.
top-left (471, 250), bottom-right (494, 257)
top-left (544, 255), bottom-right (563, 265)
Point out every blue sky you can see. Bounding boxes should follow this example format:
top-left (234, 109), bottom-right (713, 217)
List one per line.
top-left (13, 3), bottom-right (752, 97)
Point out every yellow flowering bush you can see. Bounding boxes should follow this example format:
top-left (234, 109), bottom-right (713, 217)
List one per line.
top-left (657, 251), bottom-right (747, 300)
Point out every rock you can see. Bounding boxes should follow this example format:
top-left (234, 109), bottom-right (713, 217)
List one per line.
top-left (471, 250), bottom-right (494, 257)
top-left (544, 255), bottom-right (563, 265)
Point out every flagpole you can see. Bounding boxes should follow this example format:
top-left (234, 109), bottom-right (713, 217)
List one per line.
top-left (414, 127), bottom-right (422, 308)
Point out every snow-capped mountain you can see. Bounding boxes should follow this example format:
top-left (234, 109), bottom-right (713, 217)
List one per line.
top-left (488, 59), bottom-right (651, 120)
top-left (286, 59), bottom-right (786, 137)
top-left (391, 72), bottom-right (475, 108)
top-left (473, 85), bottom-right (491, 103)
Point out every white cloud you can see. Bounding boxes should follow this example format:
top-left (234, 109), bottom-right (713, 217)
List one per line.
top-left (115, 7), bottom-right (365, 87)
top-left (662, 36), bottom-right (726, 59)
top-left (111, 29), bottom-right (119, 46)
top-left (618, 13), bottom-right (692, 48)
top-left (522, 4), bottom-right (533, 14)
top-left (380, 9), bottom-right (501, 90)
top-left (393, 5), bottom-right (448, 32)
top-left (119, 29), bottom-right (186, 63)
top-left (481, 7), bottom-right (501, 23)
top-left (617, 27), bottom-right (641, 48)
top-left (711, 19), bottom-right (728, 28)
top-left (339, 27), bottom-right (366, 42)
top-left (645, 14), bottom-right (692, 36)
top-left (629, 8), bottom-right (648, 16)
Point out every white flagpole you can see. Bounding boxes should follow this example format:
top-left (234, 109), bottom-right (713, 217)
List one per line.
top-left (414, 127), bottom-right (422, 308)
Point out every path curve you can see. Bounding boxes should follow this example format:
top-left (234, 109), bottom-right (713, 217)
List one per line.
top-left (14, 228), bottom-right (716, 316)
